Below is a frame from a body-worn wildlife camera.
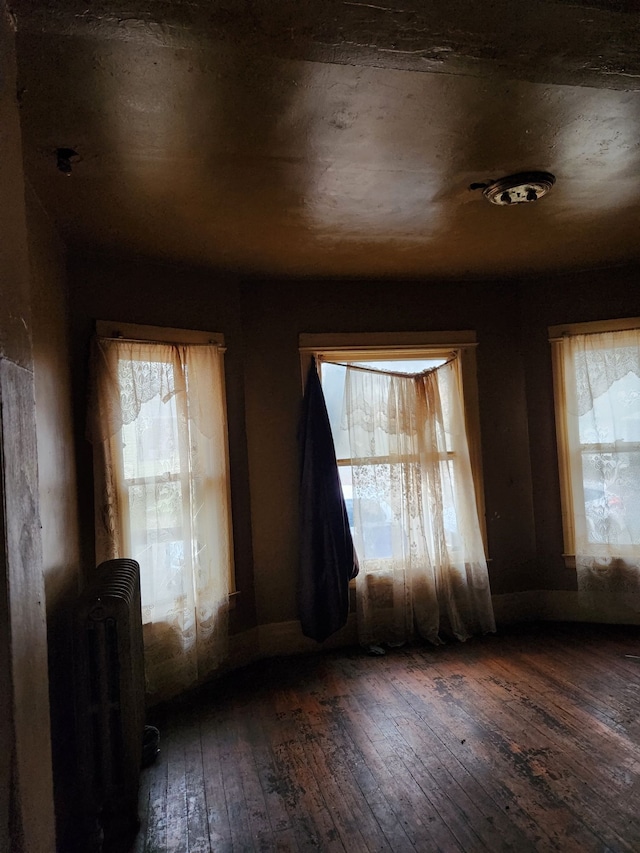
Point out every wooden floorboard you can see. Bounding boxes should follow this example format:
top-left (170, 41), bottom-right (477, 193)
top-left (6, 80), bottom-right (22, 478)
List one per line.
top-left (129, 623), bottom-right (640, 853)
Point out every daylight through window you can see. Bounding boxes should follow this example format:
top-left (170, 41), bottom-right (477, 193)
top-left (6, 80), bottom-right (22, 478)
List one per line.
top-left (301, 333), bottom-right (494, 646)
top-left (88, 324), bottom-right (233, 700)
top-left (550, 320), bottom-right (640, 583)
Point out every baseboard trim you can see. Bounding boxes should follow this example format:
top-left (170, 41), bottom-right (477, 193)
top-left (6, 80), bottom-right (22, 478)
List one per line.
top-left (492, 589), bottom-right (640, 625)
top-left (227, 626), bottom-right (260, 670)
top-left (228, 614), bottom-right (358, 667)
top-left (228, 591), bottom-right (640, 670)
top-left (258, 613), bottom-right (359, 658)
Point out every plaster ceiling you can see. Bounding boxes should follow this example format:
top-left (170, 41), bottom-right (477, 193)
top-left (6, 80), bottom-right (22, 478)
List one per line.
top-left (13, 0), bottom-right (640, 278)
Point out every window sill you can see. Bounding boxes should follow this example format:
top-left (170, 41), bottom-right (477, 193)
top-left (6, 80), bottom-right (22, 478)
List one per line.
top-left (562, 554), bottom-right (576, 570)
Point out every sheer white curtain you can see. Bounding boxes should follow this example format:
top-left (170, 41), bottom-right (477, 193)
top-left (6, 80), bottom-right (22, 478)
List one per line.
top-left (343, 358), bottom-right (495, 646)
top-left (88, 337), bottom-right (232, 702)
top-left (561, 330), bottom-right (640, 597)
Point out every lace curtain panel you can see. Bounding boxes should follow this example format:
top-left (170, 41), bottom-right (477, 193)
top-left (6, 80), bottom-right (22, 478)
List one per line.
top-left (88, 338), bottom-right (232, 702)
top-left (561, 330), bottom-right (640, 599)
top-left (342, 358), bottom-right (495, 646)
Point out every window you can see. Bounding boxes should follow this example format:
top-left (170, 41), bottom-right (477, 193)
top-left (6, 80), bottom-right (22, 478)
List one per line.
top-left (321, 356), bottom-right (448, 560)
top-left (300, 331), bottom-right (487, 553)
top-left (89, 322), bottom-right (233, 700)
top-left (550, 319), bottom-right (640, 574)
top-left (299, 332), bottom-right (494, 646)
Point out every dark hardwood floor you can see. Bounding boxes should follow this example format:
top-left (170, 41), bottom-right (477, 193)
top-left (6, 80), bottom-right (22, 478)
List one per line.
top-left (129, 623), bottom-right (640, 852)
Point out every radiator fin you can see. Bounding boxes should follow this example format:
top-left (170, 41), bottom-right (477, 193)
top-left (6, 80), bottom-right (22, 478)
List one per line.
top-left (75, 558), bottom-right (145, 847)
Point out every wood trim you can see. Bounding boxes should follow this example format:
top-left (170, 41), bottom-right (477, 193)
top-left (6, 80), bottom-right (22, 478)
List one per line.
top-left (96, 320), bottom-right (225, 347)
top-left (299, 331), bottom-right (488, 557)
top-left (216, 349), bottom-right (236, 592)
top-left (548, 317), bottom-right (640, 564)
top-left (99, 322), bottom-right (235, 590)
top-left (550, 338), bottom-right (576, 560)
top-left (299, 330), bottom-right (477, 350)
top-left (549, 316), bottom-right (640, 340)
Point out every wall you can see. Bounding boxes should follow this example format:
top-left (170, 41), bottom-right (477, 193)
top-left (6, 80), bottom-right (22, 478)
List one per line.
top-left (68, 252), bottom-right (257, 633)
top-left (28, 184), bottom-right (83, 853)
top-left (0, 5), bottom-right (56, 851)
top-left (29, 186), bottom-right (80, 623)
top-left (69, 260), bottom-right (537, 640)
top-left (241, 278), bottom-right (536, 625)
top-left (520, 264), bottom-right (640, 598)
top-left (72, 254), bottom-right (640, 647)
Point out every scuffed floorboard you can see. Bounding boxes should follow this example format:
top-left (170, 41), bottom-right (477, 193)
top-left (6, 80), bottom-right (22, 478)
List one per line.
top-left (130, 623), bottom-right (640, 852)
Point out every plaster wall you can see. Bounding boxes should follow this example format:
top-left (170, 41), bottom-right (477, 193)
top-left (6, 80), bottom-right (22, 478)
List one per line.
top-left (520, 266), bottom-right (640, 589)
top-left (68, 258), bottom-right (539, 628)
top-left (69, 251), bottom-right (640, 641)
top-left (0, 5), bottom-right (56, 851)
top-left (28, 184), bottom-right (83, 852)
top-left (29, 186), bottom-right (80, 612)
top-left (68, 258), bottom-right (540, 629)
top-left (240, 278), bottom-right (537, 625)
top-left (67, 252), bottom-right (257, 632)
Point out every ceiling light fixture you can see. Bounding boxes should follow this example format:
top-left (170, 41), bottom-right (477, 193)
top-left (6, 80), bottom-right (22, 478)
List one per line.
top-left (481, 171), bottom-right (556, 205)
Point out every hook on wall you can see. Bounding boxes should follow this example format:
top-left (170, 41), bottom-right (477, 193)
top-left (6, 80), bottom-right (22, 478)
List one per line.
top-left (55, 147), bottom-right (79, 175)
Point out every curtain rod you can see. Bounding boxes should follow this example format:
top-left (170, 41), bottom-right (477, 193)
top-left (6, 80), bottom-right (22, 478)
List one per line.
top-left (98, 335), bottom-right (226, 351)
top-left (322, 356), bottom-right (456, 378)
top-left (298, 342), bottom-right (477, 354)
top-left (549, 329), bottom-right (640, 343)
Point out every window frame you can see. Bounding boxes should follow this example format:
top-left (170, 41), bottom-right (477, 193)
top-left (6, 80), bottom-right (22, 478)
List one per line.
top-left (549, 316), bottom-right (640, 568)
top-left (299, 331), bottom-right (487, 555)
top-left (95, 320), bottom-right (236, 593)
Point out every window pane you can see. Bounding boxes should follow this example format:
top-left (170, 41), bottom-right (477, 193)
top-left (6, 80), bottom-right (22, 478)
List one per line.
top-left (338, 465), bottom-right (353, 526)
top-left (353, 359), bottom-right (446, 373)
top-left (351, 461), bottom-right (408, 560)
top-left (128, 480), bottom-right (186, 604)
top-left (321, 357), bottom-right (447, 461)
top-left (581, 450), bottom-right (640, 545)
top-left (322, 355), bottom-right (450, 561)
top-left (578, 370), bottom-right (640, 444)
top-left (442, 457), bottom-right (461, 550)
top-left (321, 362), bottom-right (350, 460)
top-left (120, 360), bottom-right (181, 480)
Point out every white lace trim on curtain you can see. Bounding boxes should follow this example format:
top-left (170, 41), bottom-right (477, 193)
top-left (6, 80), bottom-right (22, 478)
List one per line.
top-left (88, 336), bottom-right (231, 702)
top-left (563, 330), bottom-right (640, 599)
top-left (338, 357), bottom-right (495, 646)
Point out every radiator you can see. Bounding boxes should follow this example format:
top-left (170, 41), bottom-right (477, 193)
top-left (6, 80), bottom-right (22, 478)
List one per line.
top-left (75, 558), bottom-right (146, 849)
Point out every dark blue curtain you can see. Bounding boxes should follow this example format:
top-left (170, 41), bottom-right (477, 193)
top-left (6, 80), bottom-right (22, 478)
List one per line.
top-left (298, 358), bottom-right (359, 642)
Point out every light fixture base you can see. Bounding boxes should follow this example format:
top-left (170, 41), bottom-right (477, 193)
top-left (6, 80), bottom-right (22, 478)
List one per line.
top-left (483, 171), bottom-right (555, 205)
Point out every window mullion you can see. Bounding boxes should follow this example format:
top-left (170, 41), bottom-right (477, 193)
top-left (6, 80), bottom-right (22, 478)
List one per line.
top-left (124, 472), bottom-right (182, 488)
top-left (113, 428), bottom-right (132, 556)
top-left (580, 442), bottom-right (640, 453)
top-left (339, 452), bottom-right (455, 467)
top-left (552, 338), bottom-right (577, 558)
top-left (175, 370), bottom-right (193, 577)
